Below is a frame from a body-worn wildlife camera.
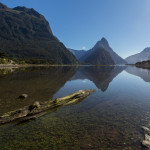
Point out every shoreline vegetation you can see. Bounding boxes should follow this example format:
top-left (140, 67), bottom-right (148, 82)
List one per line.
top-left (0, 89), bottom-right (96, 125)
top-left (127, 60), bottom-right (150, 70)
top-left (1, 59), bottom-right (150, 70)
top-left (0, 53), bottom-right (118, 67)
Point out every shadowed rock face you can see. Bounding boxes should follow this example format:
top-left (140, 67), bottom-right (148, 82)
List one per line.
top-left (71, 66), bottom-right (126, 91)
top-left (126, 66), bottom-right (150, 82)
top-left (0, 3), bottom-right (78, 64)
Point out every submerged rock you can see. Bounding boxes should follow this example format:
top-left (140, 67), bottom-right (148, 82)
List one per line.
top-left (141, 126), bottom-right (150, 149)
top-left (145, 134), bottom-right (150, 141)
top-left (18, 94), bottom-right (28, 99)
top-left (28, 101), bottom-right (41, 111)
top-left (141, 126), bottom-right (150, 132)
top-left (142, 140), bottom-right (150, 149)
top-left (0, 89), bottom-right (96, 125)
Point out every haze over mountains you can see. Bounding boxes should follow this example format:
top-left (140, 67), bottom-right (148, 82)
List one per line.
top-left (68, 49), bottom-right (86, 59)
top-left (0, 3), bottom-right (78, 64)
top-left (125, 47), bottom-right (150, 64)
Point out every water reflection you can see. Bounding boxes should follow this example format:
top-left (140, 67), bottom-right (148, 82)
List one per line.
top-left (71, 66), bottom-right (126, 91)
top-left (0, 66), bottom-right (77, 115)
top-left (126, 66), bottom-right (150, 82)
top-left (0, 66), bottom-right (150, 149)
top-left (0, 66), bottom-right (128, 115)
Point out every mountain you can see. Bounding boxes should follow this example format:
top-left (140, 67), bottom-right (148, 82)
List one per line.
top-left (71, 66), bottom-right (126, 91)
top-left (80, 38), bottom-right (126, 65)
top-left (80, 47), bottom-right (114, 65)
top-left (68, 49), bottom-right (86, 59)
top-left (125, 47), bottom-right (150, 64)
top-left (0, 3), bottom-right (78, 64)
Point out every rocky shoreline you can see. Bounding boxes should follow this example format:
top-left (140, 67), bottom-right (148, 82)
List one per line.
top-left (142, 126), bottom-right (150, 149)
top-left (0, 89), bottom-right (96, 125)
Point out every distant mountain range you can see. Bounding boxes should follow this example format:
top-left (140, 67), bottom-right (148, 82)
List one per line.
top-left (68, 49), bottom-right (86, 59)
top-left (0, 3), bottom-right (78, 64)
top-left (125, 47), bottom-right (150, 64)
top-left (69, 38), bottom-right (127, 65)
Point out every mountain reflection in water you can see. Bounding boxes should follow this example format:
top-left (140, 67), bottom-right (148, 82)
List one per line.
top-left (126, 66), bottom-right (150, 82)
top-left (71, 66), bottom-right (126, 91)
top-left (0, 67), bottom-right (77, 115)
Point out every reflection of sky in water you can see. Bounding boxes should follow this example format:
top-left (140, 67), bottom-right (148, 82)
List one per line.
top-left (53, 79), bottom-right (98, 99)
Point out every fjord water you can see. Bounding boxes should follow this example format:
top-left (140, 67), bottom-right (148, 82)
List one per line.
top-left (0, 66), bottom-right (150, 150)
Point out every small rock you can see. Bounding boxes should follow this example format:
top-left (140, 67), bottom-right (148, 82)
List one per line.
top-left (18, 94), bottom-right (28, 99)
top-left (33, 101), bottom-right (40, 108)
top-left (142, 140), bottom-right (150, 149)
top-left (145, 134), bottom-right (150, 141)
top-left (142, 126), bottom-right (150, 132)
top-left (28, 101), bottom-right (40, 111)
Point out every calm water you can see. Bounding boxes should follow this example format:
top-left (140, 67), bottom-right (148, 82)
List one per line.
top-left (0, 66), bottom-right (150, 150)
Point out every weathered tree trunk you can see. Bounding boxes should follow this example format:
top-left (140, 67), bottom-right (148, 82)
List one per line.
top-left (0, 89), bottom-right (96, 125)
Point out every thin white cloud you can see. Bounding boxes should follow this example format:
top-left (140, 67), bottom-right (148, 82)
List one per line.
top-left (82, 46), bottom-right (86, 50)
top-left (82, 80), bottom-right (86, 83)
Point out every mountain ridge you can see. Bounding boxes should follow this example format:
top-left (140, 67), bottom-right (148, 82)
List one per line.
top-left (125, 47), bottom-right (150, 64)
top-left (0, 2), bottom-right (78, 64)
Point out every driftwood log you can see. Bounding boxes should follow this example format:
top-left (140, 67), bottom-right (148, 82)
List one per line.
top-left (0, 89), bottom-right (96, 125)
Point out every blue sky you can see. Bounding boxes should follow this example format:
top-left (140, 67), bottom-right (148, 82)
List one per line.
top-left (0, 0), bottom-right (150, 58)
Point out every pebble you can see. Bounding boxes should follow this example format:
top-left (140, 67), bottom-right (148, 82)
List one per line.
top-left (141, 126), bottom-right (150, 149)
top-left (18, 94), bottom-right (28, 99)
top-left (141, 126), bottom-right (150, 132)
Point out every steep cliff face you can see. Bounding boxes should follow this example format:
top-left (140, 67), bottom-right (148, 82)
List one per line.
top-left (0, 3), bottom-right (78, 64)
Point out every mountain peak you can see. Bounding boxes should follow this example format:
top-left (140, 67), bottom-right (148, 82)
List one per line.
top-left (101, 37), bottom-right (108, 43)
top-left (94, 37), bottom-right (109, 50)
top-left (13, 6), bottom-right (41, 18)
top-left (0, 2), bottom-right (78, 64)
top-left (91, 37), bottom-right (126, 64)
top-left (0, 3), bottom-right (7, 9)
top-left (142, 47), bottom-right (150, 53)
